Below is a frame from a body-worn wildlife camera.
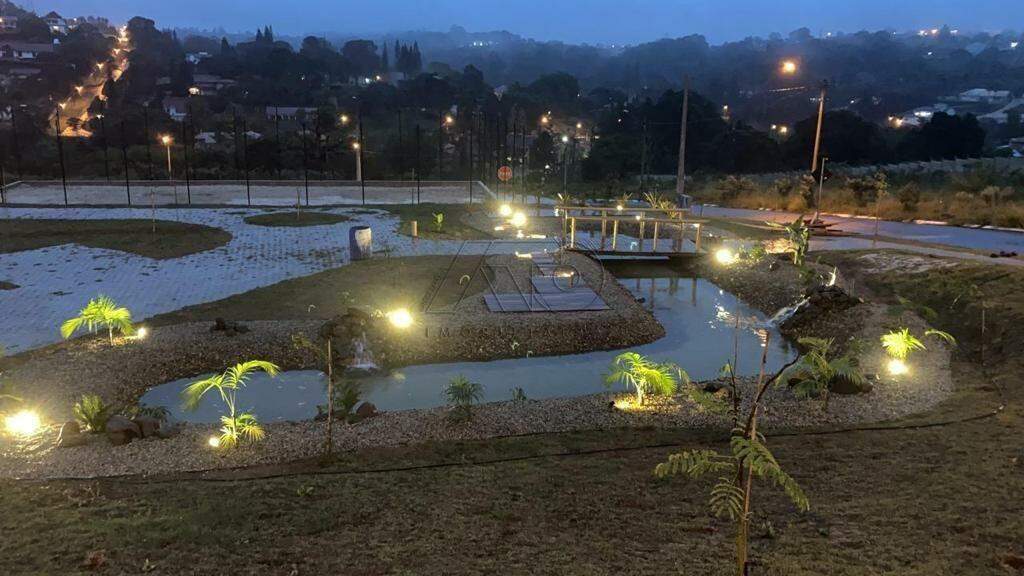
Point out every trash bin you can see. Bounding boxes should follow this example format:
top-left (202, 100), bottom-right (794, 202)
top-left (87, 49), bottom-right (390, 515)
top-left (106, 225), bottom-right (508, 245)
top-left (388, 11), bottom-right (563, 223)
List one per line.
top-left (349, 226), bottom-right (372, 261)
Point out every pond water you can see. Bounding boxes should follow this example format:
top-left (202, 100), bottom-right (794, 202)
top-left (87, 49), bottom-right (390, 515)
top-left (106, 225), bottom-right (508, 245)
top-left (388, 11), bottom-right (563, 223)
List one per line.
top-left (141, 262), bottom-right (796, 423)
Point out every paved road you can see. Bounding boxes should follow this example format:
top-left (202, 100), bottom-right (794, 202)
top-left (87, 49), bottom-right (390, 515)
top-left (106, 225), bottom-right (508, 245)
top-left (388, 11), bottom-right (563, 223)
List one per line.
top-left (697, 205), bottom-right (1024, 256)
top-left (52, 34), bottom-right (129, 137)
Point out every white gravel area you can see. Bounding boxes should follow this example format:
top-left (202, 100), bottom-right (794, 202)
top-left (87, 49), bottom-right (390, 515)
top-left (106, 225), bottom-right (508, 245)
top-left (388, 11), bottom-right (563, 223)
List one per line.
top-left (0, 205), bottom-right (554, 353)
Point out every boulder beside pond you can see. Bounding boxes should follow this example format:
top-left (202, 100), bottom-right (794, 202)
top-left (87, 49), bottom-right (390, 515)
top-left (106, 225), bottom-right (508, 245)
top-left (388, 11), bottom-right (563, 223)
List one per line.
top-left (57, 421), bottom-right (88, 448)
top-left (105, 415), bottom-right (141, 446)
top-left (782, 284), bottom-right (862, 329)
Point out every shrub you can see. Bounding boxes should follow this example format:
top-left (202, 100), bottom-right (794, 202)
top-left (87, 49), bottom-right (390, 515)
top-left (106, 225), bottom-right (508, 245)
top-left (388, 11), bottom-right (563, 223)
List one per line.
top-left (716, 176), bottom-right (758, 201)
top-left (444, 375), bottom-right (483, 423)
top-left (781, 337), bottom-right (866, 410)
top-left (896, 183), bottom-right (922, 211)
top-left (73, 394), bottom-right (115, 433)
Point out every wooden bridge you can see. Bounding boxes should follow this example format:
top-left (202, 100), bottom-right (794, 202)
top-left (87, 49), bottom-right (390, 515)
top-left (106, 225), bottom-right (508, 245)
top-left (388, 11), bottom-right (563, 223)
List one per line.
top-left (556, 205), bottom-right (709, 258)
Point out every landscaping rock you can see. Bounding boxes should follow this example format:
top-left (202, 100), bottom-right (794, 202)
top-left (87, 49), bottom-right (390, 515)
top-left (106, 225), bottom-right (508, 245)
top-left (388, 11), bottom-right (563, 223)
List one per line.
top-left (132, 416), bottom-right (163, 439)
top-left (829, 375), bottom-right (874, 396)
top-left (782, 284), bottom-right (861, 329)
top-left (155, 422), bottom-right (183, 439)
top-left (355, 402), bottom-right (379, 419)
top-left (211, 317), bottom-right (250, 337)
top-left (57, 421), bottom-right (88, 448)
top-left (105, 415), bottom-right (141, 446)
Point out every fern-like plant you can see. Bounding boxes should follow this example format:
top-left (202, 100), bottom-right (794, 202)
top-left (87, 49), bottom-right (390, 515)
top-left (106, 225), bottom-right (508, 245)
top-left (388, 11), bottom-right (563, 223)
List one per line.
top-left (61, 295), bottom-right (134, 345)
top-left (656, 340), bottom-right (805, 576)
top-left (182, 360), bottom-right (279, 449)
top-left (432, 212), bottom-right (444, 231)
top-left (880, 328), bottom-right (925, 360)
top-left (782, 337), bottom-right (866, 410)
top-left (444, 375), bottom-right (483, 423)
top-left (605, 352), bottom-right (682, 405)
top-left (73, 394), bottom-right (116, 433)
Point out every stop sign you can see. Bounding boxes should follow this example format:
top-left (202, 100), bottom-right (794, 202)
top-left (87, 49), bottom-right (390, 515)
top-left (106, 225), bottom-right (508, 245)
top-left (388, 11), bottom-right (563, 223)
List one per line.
top-left (498, 165), bottom-right (513, 182)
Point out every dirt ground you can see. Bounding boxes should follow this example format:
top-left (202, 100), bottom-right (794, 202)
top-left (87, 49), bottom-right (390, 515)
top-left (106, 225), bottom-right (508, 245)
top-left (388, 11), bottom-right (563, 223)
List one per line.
top-left (0, 248), bottom-right (1022, 574)
top-left (0, 219), bottom-right (232, 259)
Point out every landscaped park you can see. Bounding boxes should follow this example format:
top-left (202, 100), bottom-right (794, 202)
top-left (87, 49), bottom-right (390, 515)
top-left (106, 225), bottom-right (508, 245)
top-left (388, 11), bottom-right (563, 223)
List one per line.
top-left (0, 182), bottom-right (1022, 575)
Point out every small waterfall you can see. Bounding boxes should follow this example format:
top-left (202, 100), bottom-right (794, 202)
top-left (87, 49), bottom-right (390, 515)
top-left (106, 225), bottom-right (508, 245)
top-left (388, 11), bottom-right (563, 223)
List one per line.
top-left (347, 332), bottom-right (380, 375)
top-left (769, 298), bottom-right (809, 326)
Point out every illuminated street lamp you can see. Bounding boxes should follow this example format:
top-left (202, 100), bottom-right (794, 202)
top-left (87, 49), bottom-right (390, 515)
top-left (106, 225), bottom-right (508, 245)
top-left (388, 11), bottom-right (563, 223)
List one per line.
top-left (160, 134), bottom-right (173, 180)
top-left (780, 59), bottom-right (798, 75)
top-left (340, 114), bottom-right (350, 125)
top-left (540, 115), bottom-right (550, 125)
top-left (444, 114), bottom-right (455, 126)
top-left (352, 141), bottom-right (362, 181)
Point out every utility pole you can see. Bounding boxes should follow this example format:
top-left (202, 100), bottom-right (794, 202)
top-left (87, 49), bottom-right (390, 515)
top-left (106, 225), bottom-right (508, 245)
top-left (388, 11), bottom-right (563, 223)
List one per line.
top-left (397, 108), bottom-right (404, 180)
top-left (810, 81), bottom-right (828, 223)
top-left (99, 99), bottom-right (110, 181)
top-left (437, 110), bottom-right (444, 180)
top-left (143, 104), bottom-right (154, 180)
top-left (120, 121), bottom-right (131, 205)
top-left (54, 106), bottom-right (68, 205)
top-left (301, 121), bottom-right (310, 205)
top-left (467, 110), bottom-right (474, 203)
top-left (242, 115), bottom-right (251, 206)
top-left (358, 107), bottom-right (365, 205)
top-left (181, 119), bottom-right (191, 204)
top-left (675, 77), bottom-right (690, 201)
top-left (640, 116), bottom-right (648, 195)
top-left (415, 123), bottom-right (421, 204)
top-left (814, 156), bottom-right (828, 222)
top-left (810, 81), bottom-right (828, 174)
top-left (10, 107), bottom-right (22, 179)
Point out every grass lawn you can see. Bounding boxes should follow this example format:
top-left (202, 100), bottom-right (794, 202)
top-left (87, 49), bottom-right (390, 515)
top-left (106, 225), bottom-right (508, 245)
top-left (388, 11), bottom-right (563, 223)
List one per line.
top-left (147, 254), bottom-right (483, 325)
top-left (2, 252), bottom-right (1022, 574)
top-left (373, 203), bottom-right (493, 240)
top-left (0, 219), bottom-right (232, 259)
top-left (243, 211), bottom-right (352, 227)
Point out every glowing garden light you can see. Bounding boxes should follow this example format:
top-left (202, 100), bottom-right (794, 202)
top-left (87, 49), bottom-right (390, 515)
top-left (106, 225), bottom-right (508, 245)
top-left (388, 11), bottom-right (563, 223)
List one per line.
top-left (715, 248), bottom-right (738, 265)
top-left (135, 326), bottom-right (148, 340)
top-left (207, 436), bottom-right (221, 448)
top-left (887, 359), bottom-right (909, 376)
top-left (510, 211), bottom-right (527, 228)
top-left (4, 410), bottom-right (41, 437)
top-left (498, 204), bottom-right (512, 217)
top-left (387, 308), bottom-right (414, 329)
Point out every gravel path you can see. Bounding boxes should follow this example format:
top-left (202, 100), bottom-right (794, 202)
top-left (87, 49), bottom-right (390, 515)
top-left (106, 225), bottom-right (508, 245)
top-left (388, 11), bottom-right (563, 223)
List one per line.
top-left (0, 301), bottom-right (953, 480)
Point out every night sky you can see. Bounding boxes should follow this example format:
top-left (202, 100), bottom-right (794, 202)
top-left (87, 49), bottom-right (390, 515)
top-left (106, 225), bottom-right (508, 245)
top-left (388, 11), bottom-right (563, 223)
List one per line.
top-left (39, 0), bottom-right (1022, 44)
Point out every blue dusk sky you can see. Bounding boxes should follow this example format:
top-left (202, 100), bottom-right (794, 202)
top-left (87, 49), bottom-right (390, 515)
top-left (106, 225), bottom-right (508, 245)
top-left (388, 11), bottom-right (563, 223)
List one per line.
top-left (39, 0), bottom-right (1022, 44)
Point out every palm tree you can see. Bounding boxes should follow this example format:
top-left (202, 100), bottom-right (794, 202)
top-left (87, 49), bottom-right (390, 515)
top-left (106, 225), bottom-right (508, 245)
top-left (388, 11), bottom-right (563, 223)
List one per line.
top-left (781, 337), bottom-right (865, 410)
top-left (182, 360), bottom-right (279, 448)
top-left (605, 352), bottom-right (683, 405)
top-left (60, 295), bottom-right (134, 345)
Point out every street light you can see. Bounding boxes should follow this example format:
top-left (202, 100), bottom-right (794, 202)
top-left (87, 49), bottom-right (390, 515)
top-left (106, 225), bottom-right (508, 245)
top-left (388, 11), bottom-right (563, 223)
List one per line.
top-left (352, 141), bottom-right (362, 181)
top-left (781, 59), bottom-right (798, 75)
top-left (444, 114), bottom-right (455, 126)
top-left (160, 134), bottom-right (173, 180)
top-left (340, 114), bottom-right (350, 125)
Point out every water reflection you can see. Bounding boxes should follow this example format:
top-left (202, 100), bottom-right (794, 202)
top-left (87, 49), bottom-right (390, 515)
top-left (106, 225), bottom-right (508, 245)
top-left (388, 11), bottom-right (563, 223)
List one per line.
top-left (142, 264), bottom-right (795, 422)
